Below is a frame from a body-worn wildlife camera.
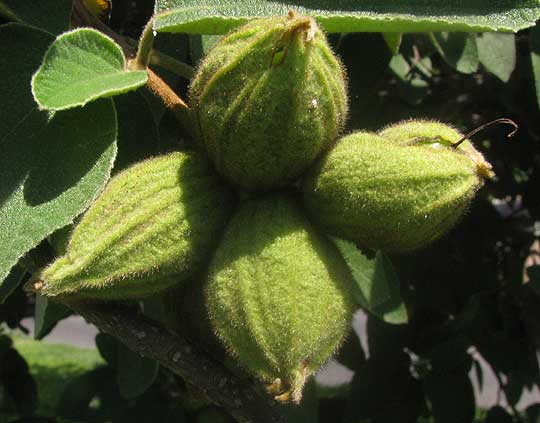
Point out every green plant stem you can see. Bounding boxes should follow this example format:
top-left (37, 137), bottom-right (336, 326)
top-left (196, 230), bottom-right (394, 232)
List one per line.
top-left (134, 18), bottom-right (156, 70)
top-left (67, 300), bottom-right (287, 423)
top-left (150, 50), bottom-right (195, 80)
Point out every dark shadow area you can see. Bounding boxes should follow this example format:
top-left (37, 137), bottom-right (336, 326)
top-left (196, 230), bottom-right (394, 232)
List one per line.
top-left (0, 24), bottom-right (53, 206)
top-left (23, 100), bottom-right (116, 206)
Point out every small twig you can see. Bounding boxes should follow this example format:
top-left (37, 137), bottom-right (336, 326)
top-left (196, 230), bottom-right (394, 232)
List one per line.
top-left (67, 301), bottom-right (286, 423)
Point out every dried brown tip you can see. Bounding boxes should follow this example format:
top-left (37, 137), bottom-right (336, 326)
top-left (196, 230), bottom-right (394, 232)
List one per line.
top-left (477, 161), bottom-right (495, 179)
top-left (24, 277), bottom-right (46, 294)
top-left (266, 361), bottom-right (308, 404)
top-left (272, 13), bottom-right (317, 66)
top-left (266, 378), bottom-right (284, 396)
top-left (453, 118), bottom-right (518, 148)
top-left (275, 390), bottom-right (293, 404)
top-left (265, 378), bottom-right (299, 404)
top-left (285, 12), bottom-right (317, 42)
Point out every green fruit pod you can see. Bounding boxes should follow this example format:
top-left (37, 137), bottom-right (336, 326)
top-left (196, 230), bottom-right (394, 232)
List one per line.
top-left (205, 194), bottom-right (355, 403)
top-left (189, 12), bottom-right (348, 191)
top-left (302, 128), bottom-right (491, 252)
top-left (379, 119), bottom-right (494, 178)
top-left (28, 152), bottom-right (234, 300)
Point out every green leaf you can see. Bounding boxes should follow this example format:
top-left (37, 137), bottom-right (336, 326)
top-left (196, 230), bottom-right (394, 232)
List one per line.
top-left (526, 265), bottom-right (540, 297)
top-left (32, 28), bottom-right (148, 111)
top-left (383, 32), bottom-right (403, 55)
top-left (189, 34), bottom-right (224, 65)
top-left (0, 347), bottom-right (38, 415)
top-left (34, 294), bottom-right (72, 340)
top-left (343, 358), bottom-right (423, 423)
top-left (366, 316), bottom-right (410, 362)
top-left (95, 332), bottom-right (118, 367)
top-left (389, 53), bottom-right (431, 106)
top-left (154, 0), bottom-right (540, 34)
top-left (48, 224), bottom-right (73, 256)
top-left (530, 23), bottom-right (540, 111)
top-left (141, 296), bottom-right (168, 324)
top-left (332, 238), bottom-right (408, 324)
top-left (117, 343), bottom-right (159, 399)
top-left (526, 404), bottom-right (540, 423)
top-left (57, 367), bottom-right (110, 420)
top-left (0, 0), bottom-right (72, 35)
top-left (195, 407), bottom-right (232, 423)
top-left (335, 332), bottom-right (366, 371)
top-left (431, 32), bottom-right (479, 74)
top-left (485, 406), bottom-right (513, 423)
top-left (0, 265), bottom-right (25, 303)
top-left (424, 370), bottom-right (475, 423)
top-left (0, 24), bottom-right (118, 285)
top-left (278, 379), bottom-right (318, 423)
top-left (423, 335), bottom-right (472, 373)
top-left (476, 32), bottom-right (516, 82)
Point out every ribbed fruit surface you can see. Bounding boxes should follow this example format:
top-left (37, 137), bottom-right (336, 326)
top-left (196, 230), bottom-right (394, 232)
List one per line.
top-left (31, 152), bottom-right (234, 300)
top-left (189, 12), bottom-right (348, 191)
top-left (205, 194), bottom-right (354, 403)
top-left (379, 119), bottom-right (494, 178)
top-left (302, 131), bottom-right (487, 252)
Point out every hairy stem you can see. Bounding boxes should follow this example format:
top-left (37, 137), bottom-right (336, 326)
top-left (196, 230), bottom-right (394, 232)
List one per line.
top-left (150, 50), bottom-right (195, 80)
top-left (67, 301), bottom-right (286, 423)
top-left (145, 68), bottom-right (192, 130)
top-left (133, 18), bottom-right (156, 70)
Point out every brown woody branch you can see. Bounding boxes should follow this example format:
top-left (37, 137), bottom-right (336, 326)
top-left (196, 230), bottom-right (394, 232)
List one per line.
top-left (68, 301), bottom-right (286, 423)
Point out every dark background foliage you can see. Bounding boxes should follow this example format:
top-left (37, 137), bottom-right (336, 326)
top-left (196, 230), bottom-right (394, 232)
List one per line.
top-left (1, 0), bottom-right (540, 422)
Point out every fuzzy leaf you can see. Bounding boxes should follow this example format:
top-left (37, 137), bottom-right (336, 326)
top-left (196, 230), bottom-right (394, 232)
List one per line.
top-left (34, 295), bottom-right (71, 339)
top-left (332, 238), bottom-right (408, 325)
top-left (95, 333), bottom-right (118, 366)
top-left (383, 32), bottom-right (403, 55)
top-left (117, 343), bottom-right (159, 399)
top-left (154, 0), bottom-right (540, 34)
top-left (485, 406), bottom-right (513, 423)
top-left (424, 370), bottom-right (475, 423)
top-left (34, 294), bottom-right (72, 340)
top-left (431, 32), bottom-right (479, 74)
top-left (477, 32), bottom-right (516, 82)
top-left (0, 24), bottom-right (118, 285)
top-left (0, 348), bottom-right (38, 415)
top-left (32, 28), bottom-right (147, 111)
top-left (0, 0), bottom-right (72, 34)
top-left (0, 266), bottom-right (25, 304)
top-left (531, 23), bottom-right (540, 111)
